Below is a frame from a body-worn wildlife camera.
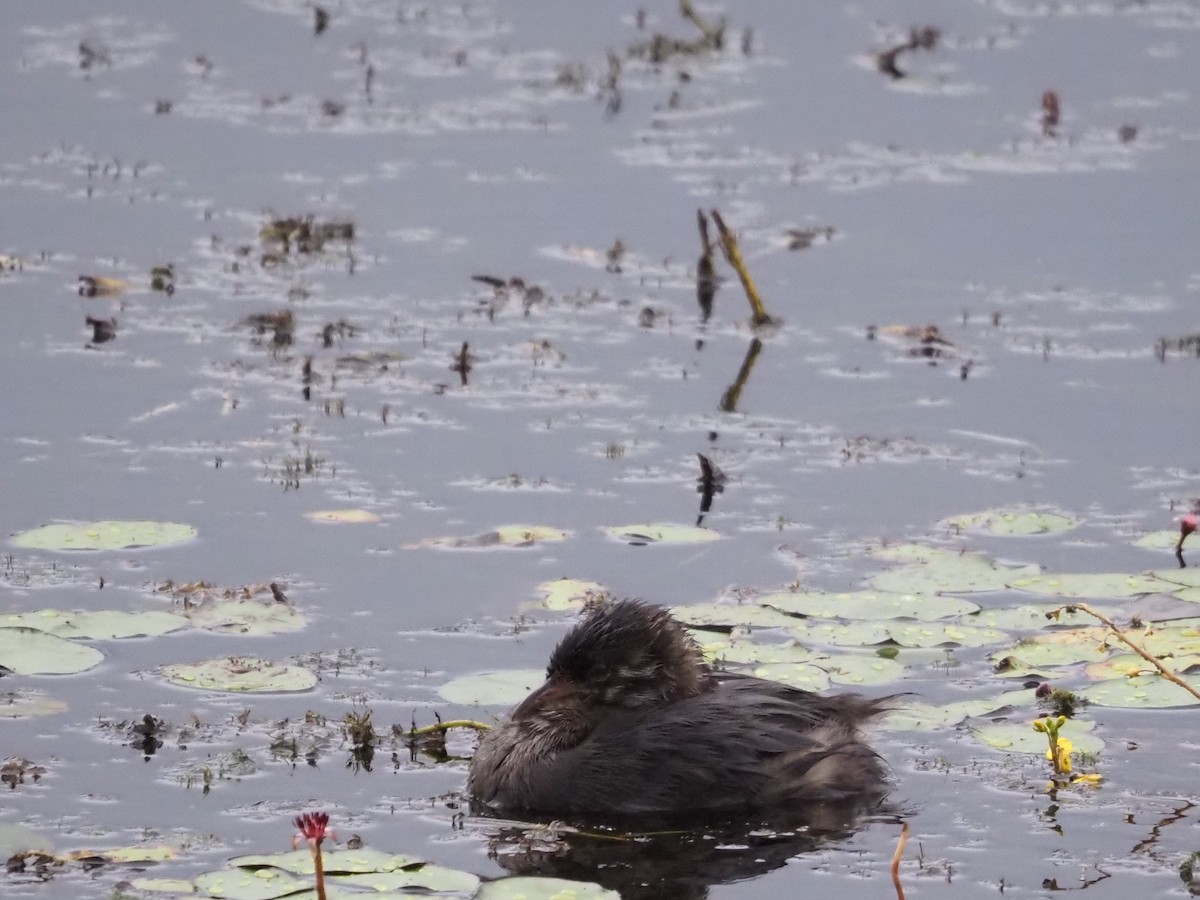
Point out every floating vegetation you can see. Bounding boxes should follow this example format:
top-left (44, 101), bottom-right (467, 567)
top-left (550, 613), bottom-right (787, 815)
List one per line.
top-left (535, 578), bottom-right (609, 612)
top-left (941, 508), bottom-right (1077, 536)
top-left (405, 526), bottom-right (568, 550)
top-left (160, 656), bottom-right (317, 693)
top-left (259, 214), bottom-right (355, 257)
top-left (603, 523), bottom-right (721, 545)
top-left (11, 520), bottom-right (196, 551)
top-left (304, 509), bottom-right (381, 524)
top-left (0, 627), bottom-right (105, 675)
top-left (76, 274), bottom-right (127, 297)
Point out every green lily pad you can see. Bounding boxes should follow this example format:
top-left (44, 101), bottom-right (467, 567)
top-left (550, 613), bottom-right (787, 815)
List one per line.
top-left (0, 627), bottom-right (105, 674)
top-left (229, 849), bottom-right (418, 876)
top-left (871, 554), bottom-right (1040, 595)
top-left (536, 578), bottom-right (608, 611)
top-left (602, 523), bottom-right (720, 545)
top-left (708, 640), bottom-right (814, 667)
top-left (761, 590), bottom-right (977, 621)
top-left (0, 691), bottom-right (69, 718)
top-left (1007, 572), bottom-right (1166, 598)
top-left (337, 864), bottom-right (480, 893)
top-left (223, 849), bottom-right (479, 896)
top-left (477, 876), bottom-right (621, 899)
top-left (670, 603), bottom-right (798, 631)
top-left (881, 689), bottom-right (1034, 731)
top-left (942, 508), bottom-right (1076, 536)
top-left (1084, 653), bottom-right (1200, 681)
top-left (0, 609), bottom-right (189, 640)
top-left (790, 619), bottom-right (892, 647)
top-left (1150, 568), bottom-right (1200, 590)
top-left (747, 662), bottom-right (831, 691)
top-left (438, 669), bottom-right (544, 706)
top-left (989, 627), bottom-right (1113, 668)
top-left (972, 718), bottom-right (1104, 755)
top-left (405, 525), bottom-right (568, 549)
top-left (11, 520), bottom-right (196, 551)
top-left (1082, 674), bottom-right (1200, 708)
top-left (869, 544), bottom-right (951, 564)
top-left (885, 622), bottom-right (1010, 648)
top-left (1133, 530), bottom-right (1186, 550)
top-left (128, 879), bottom-right (197, 894)
top-left (1137, 622), bottom-right (1200, 663)
top-left (161, 657), bottom-right (317, 693)
top-left (194, 866), bottom-right (309, 899)
top-left (959, 603), bottom-right (1096, 632)
top-left (183, 599), bottom-right (306, 635)
top-left (824, 653), bottom-right (906, 686)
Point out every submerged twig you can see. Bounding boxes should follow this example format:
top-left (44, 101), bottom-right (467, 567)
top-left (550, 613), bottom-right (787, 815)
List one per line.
top-left (1049, 603), bottom-right (1200, 702)
top-left (710, 210), bottom-right (774, 327)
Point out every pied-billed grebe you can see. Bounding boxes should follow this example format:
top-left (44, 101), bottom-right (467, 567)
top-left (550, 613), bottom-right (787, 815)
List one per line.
top-left (468, 599), bottom-right (891, 816)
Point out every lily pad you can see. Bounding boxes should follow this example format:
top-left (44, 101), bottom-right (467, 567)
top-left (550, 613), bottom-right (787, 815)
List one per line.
top-left (871, 554), bottom-right (1040, 595)
top-left (959, 603), bottom-right (1096, 632)
top-left (11, 520), bottom-right (196, 551)
top-left (1083, 653), bottom-right (1200, 681)
top-left (406, 525), bottom-right (567, 549)
top-left (1133, 530), bottom-right (1186, 550)
top-left (790, 619), bottom-right (892, 647)
top-left (229, 848), bottom-right (417, 876)
top-left (1150, 568), bottom-right (1200, 590)
top-left (0, 609), bottom-right (189, 640)
top-left (973, 718), bottom-right (1104, 755)
top-left (943, 508), bottom-right (1076, 536)
top-left (536, 578), bottom-right (608, 611)
top-left (824, 653), bottom-right (906, 686)
top-left (670, 603), bottom-right (798, 631)
top-left (602, 523), bottom-right (720, 545)
top-left (194, 866), bottom-right (309, 899)
top-left (1007, 572), bottom-right (1166, 599)
top-left (709, 640), bottom-right (814, 667)
top-left (304, 509), bottom-right (381, 524)
top-left (760, 590), bottom-right (977, 621)
top-left (869, 544), bottom-right (951, 563)
top-left (336, 864), bottom-right (480, 893)
top-left (989, 627), bottom-right (1113, 668)
top-left (160, 657), bottom-right (317, 693)
top-left (0, 690), bottom-right (69, 718)
top-left (477, 876), bottom-right (621, 899)
top-left (1082, 674), bottom-right (1200, 708)
top-left (438, 669), bottom-right (544, 706)
top-left (881, 689), bottom-right (1035, 731)
top-left (182, 599), bottom-right (306, 635)
top-left (0, 627), bottom-right (105, 674)
top-left (885, 622), bottom-right (1009, 648)
top-left (748, 662), bottom-right (831, 691)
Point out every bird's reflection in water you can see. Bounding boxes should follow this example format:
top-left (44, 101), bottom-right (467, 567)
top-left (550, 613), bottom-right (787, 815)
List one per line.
top-left (476, 802), bottom-right (899, 900)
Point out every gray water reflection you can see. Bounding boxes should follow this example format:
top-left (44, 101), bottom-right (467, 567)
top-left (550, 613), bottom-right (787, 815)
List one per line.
top-left (2, 1), bottom-right (1199, 898)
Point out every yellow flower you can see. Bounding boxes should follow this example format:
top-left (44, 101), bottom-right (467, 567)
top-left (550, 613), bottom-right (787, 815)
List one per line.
top-left (1070, 773), bottom-right (1103, 786)
top-left (1046, 737), bottom-right (1073, 773)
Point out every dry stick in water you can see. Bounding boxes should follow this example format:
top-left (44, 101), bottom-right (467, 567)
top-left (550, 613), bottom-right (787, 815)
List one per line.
top-left (710, 210), bottom-right (774, 327)
top-left (1051, 603), bottom-right (1200, 703)
top-left (891, 821), bottom-right (910, 900)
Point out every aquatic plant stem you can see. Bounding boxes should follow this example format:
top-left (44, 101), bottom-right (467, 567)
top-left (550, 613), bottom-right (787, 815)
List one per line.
top-left (1051, 603), bottom-right (1200, 702)
top-left (891, 821), bottom-right (909, 900)
top-left (312, 845), bottom-right (327, 900)
top-left (407, 719), bottom-right (491, 738)
top-left (710, 210), bottom-right (774, 327)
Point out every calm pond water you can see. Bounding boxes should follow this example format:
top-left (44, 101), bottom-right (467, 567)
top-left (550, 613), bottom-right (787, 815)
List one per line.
top-left (2, 1), bottom-right (1199, 898)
